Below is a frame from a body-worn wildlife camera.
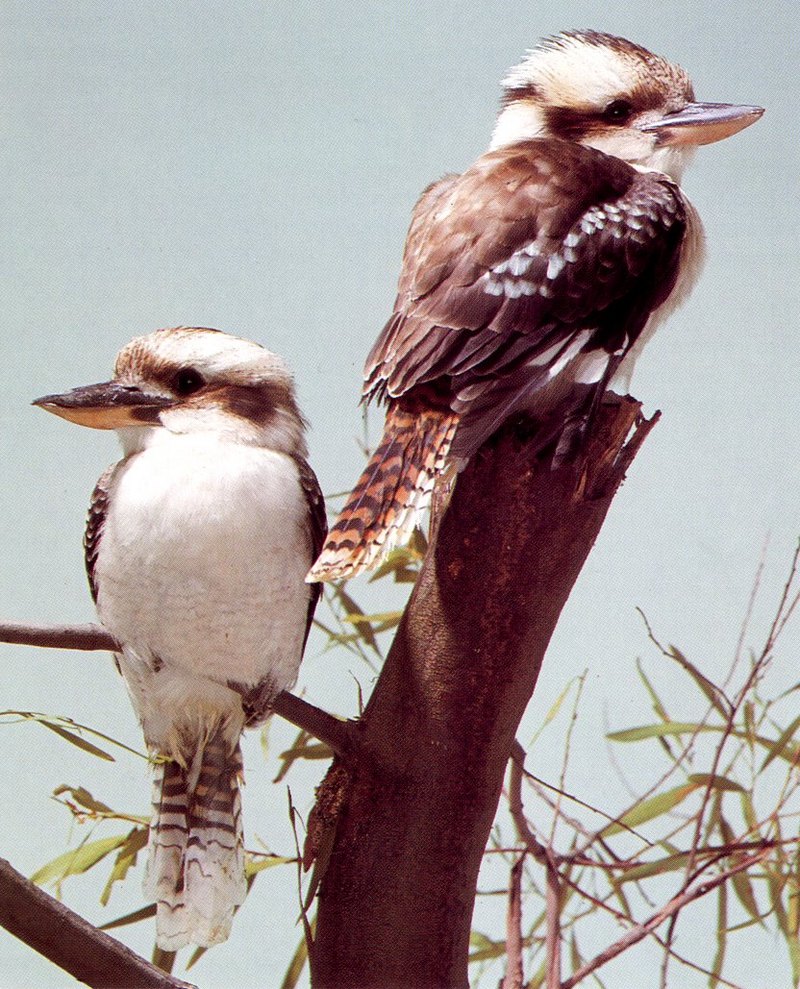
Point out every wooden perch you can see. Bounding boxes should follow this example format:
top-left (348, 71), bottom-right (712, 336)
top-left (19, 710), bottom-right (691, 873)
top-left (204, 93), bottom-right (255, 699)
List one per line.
top-left (0, 623), bottom-right (352, 756)
top-left (0, 857), bottom-right (197, 989)
top-left (310, 396), bottom-right (658, 989)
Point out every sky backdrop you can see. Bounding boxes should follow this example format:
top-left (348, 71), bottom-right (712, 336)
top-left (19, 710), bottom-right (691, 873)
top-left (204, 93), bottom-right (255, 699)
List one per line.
top-left (2, 2), bottom-right (798, 987)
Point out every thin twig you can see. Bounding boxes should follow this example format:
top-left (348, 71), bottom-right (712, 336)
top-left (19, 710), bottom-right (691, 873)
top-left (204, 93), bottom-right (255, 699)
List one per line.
top-left (501, 855), bottom-right (525, 989)
top-left (560, 849), bottom-right (769, 989)
top-left (728, 536), bottom-right (768, 689)
top-left (762, 539), bottom-right (800, 656)
top-left (659, 912), bottom-right (678, 989)
top-left (509, 742), bottom-right (561, 987)
top-left (0, 621), bottom-right (117, 651)
top-left (649, 931), bottom-right (747, 989)
top-left (544, 856), bottom-right (561, 989)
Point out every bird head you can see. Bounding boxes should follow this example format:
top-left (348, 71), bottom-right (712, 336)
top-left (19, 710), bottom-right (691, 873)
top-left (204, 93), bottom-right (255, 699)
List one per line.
top-left (33, 326), bottom-right (307, 456)
top-left (490, 30), bottom-right (763, 180)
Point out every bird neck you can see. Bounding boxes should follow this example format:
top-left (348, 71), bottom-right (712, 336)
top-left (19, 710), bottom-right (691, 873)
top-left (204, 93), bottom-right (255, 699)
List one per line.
top-left (488, 102), bottom-right (547, 150)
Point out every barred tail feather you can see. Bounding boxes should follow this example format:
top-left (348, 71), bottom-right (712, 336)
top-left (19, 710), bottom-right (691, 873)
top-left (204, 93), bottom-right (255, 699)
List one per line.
top-left (308, 405), bottom-right (458, 582)
top-left (145, 735), bottom-right (246, 950)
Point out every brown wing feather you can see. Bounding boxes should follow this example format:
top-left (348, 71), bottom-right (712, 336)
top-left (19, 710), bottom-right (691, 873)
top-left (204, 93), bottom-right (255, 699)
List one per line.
top-left (292, 454), bottom-right (328, 643)
top-left (364, 139), bottom-right (686, 449)
top-left (314, 138), bottom-right (687, 581)
top-left (84, 463), bottom-right (119, 604)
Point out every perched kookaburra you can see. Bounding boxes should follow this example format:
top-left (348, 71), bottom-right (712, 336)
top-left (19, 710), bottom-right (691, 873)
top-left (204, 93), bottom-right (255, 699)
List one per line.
top-left (308, 30), bottom-right (762, 582)
top-left (34, 327), bottom-right (326, 950)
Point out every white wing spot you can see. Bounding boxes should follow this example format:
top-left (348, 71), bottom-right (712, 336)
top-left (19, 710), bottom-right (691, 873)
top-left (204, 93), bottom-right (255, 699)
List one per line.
top-left (503, 278), bottom-right (537, 298)
top-left (507, 252), bottom-right (533, 277)
top-left (546, 253), bottom-right (566, 280)
top-left (482, 275), bottom-right (505, 296)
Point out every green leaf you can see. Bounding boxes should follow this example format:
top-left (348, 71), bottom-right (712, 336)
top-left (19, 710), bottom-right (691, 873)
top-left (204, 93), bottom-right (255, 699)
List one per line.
top-left (186, 945), bottom-right (207, 970)
top-left (667, 645), bottom-right (729, 717)
top-left (469, 931), bottom-right (495, 949)
top-left (711, 879), bottom-right (727, 987)
top-left (543, 680), bottom-right (575, 727)
top-left (100, 827), bottom-right (149, 905)
top-left (341, 610), bottom-right (403, 632)
top-left (53, 785), bottom-right (115, 815)
top-left (743, 700), bottom-right (756, 751)
top-left (686, 773), bottom-right (745, 793)
top-left (280, 929), bottom-right (311, 989)
top-left (619, 851), bottom-right (692, 883)
top-left (636, 657), bottom-right (670, 723)
top-left (274, 729), bottom-right (333, 783)
top-left (607, 722), bottom-right (711, 743)
top-left (767, 867), bottom-right (789, 937)
top-left (368, 544), bottom-right (423, 583)
top-left (760, 713), bottom-right (800, 771)
top-left (333, 586), bottom-right (380, 654)
top-left (740, 790), bottom-right (759, 834)
top-left (39, 721), bottom-right (115, 761)
top-left (468, 930), bottom-right (506, 962)
top-left (569, 930), bottom-right (582, 972)
top-left (245, 855), bottom-right (295, 876)
top-left (31, 834), bottom-right (128, 885)
top-left (527, 962), bottom-right (546, 989)
top-left (602, 782), bottom-right (700, 836)
top-left (0, 710), bottom-right (147, 760)
top-left (608, 719), bottom-right (800, 768)
top-left (718, 814), bottom-right (760, 923)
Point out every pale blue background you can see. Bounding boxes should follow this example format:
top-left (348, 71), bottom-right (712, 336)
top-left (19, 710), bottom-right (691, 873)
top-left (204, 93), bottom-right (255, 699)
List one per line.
top-left (1, 2), bottom-right (797, 987)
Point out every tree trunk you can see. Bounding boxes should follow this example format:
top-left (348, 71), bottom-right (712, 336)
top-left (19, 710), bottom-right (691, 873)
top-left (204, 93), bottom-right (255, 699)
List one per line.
top-left (310, 396), bottom-right (657, 989)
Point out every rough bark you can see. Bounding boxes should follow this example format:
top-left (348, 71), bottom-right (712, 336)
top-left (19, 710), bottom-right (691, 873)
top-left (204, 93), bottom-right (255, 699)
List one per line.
top-left (310, 396), bottom-right (657, 989)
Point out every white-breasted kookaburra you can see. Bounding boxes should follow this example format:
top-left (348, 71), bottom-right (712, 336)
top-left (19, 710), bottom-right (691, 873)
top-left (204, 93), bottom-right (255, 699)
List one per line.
top-left (35, 327), bottom-right (326, 950)
top-left (307, 30), bottom-right (762, 582)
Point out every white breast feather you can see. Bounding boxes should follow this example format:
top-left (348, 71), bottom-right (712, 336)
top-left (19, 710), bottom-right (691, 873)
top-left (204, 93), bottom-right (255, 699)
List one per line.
top-left (95, 431), bottom-right (311, 757)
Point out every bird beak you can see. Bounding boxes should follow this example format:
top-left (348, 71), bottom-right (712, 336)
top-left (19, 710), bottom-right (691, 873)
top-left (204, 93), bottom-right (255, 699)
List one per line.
top-left (641, 101), bottom-right (764, 147)
top-left (32, 381), bottom-right (175, 429)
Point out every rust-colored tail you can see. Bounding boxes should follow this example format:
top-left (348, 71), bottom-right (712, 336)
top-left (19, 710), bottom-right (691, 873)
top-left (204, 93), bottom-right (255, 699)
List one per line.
top-left (307, 404), bottom-right (458, 582)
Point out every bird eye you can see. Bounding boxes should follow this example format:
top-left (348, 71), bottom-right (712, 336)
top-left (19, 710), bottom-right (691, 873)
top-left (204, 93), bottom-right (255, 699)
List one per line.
top-left (171, 367), bottom-right (205, 396)
top-left (602, 99), bottom-right (633, 123)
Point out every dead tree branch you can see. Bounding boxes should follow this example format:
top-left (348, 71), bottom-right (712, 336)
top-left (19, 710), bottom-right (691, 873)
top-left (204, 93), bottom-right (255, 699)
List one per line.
top-left (560, 849), bottom-right (770, 989)
top-left (0, 857), bottom-right (197, 989)
top-left (311, 397), bottom-right (657, 989)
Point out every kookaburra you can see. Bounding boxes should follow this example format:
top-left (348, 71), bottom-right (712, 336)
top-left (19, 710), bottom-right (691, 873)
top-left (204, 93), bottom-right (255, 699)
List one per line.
top-left (34, 327), bottom-right (326, 950)
top-left (307, 30), bottom-right (762, 582)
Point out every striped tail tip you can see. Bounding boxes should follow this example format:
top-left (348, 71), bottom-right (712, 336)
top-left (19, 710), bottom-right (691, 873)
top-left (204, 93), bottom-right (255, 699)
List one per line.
top-left (145, 736), bottom-right (246, 950)
top-left (307, 405), bottom-right (457, 583)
